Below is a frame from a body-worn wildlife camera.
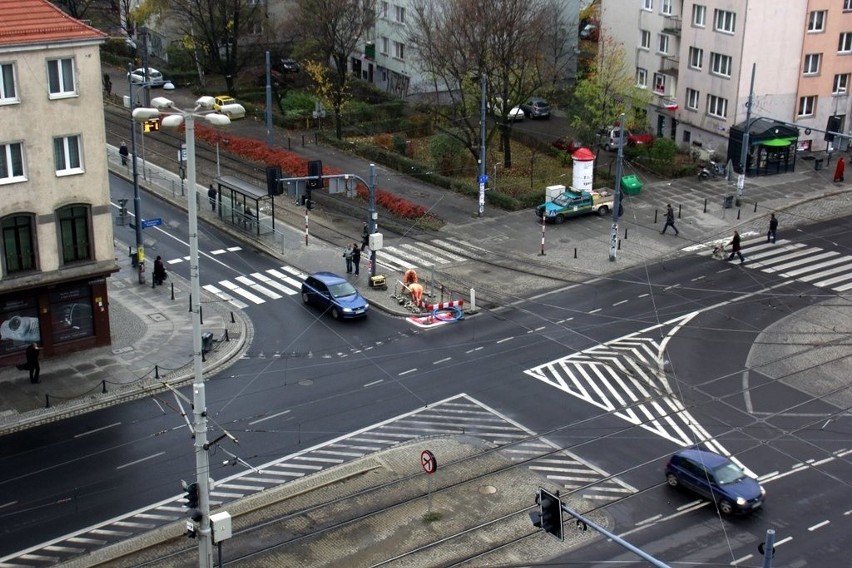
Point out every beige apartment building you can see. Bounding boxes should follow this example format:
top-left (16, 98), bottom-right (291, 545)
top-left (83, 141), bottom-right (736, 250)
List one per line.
top-left (0, 0), bottom-right (116, 364)
top-left (602, 0), bottom-right (852, 168)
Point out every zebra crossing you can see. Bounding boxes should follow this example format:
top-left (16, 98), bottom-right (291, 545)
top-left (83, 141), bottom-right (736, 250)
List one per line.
top-left (696, 236), bottom-right (852, 292)
top-left (167, 237), bottom-right (482, 310)
top-left (8, 394), bottom-right (634, 566)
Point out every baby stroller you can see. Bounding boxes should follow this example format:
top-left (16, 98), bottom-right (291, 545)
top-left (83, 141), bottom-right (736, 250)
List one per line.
top-left (711, 242), bottom-right (727, 260)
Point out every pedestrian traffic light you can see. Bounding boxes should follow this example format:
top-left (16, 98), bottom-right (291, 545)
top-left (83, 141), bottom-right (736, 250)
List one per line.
top-left (537, 488), bottom-right (563, 541)
top-left (266, 165), bottom-right (282, 196)
top-left (182, 480), bottom-right (199, 510)
top-left (307, 160), bottom-right (323, 189)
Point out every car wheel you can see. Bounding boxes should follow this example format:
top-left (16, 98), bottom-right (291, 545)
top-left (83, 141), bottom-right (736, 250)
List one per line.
top-left (301, 292), bottom-right (310, 304)
top-left (717, 499), bottom-right (734, 515)
top-left (331, 307), bottom-right (341, 320)
top-left (665, 473), bottom-right (679, 487)
top-left (597, 205), bottom-right (609, 216)
top-left (554, 214), bottom-right (565, 224)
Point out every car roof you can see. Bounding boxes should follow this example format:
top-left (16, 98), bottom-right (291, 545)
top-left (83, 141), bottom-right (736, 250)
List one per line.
top-left (674, 448), bottom-right (731, 468)
top-left (308, 271), bottom-right (347, 285)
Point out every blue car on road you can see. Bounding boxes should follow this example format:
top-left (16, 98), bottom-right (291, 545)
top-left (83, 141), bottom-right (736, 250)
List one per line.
top-left (665, 448), bottom-right (765, 515)
top-left (301, 272), bottom-right (369, 320)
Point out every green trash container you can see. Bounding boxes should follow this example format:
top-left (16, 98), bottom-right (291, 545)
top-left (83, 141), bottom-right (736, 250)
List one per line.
top-left (621, 174), bottom-right (643, 196)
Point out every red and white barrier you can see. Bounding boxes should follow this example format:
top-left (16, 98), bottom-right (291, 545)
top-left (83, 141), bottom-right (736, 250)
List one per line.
top-left (425, 300), bottom-right (464, 311)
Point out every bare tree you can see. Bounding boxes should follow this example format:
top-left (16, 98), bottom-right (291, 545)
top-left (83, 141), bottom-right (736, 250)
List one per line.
top-left (291, 0), bottom-right (377, 139)
top-left (408, 0), bottom-right (575, 168)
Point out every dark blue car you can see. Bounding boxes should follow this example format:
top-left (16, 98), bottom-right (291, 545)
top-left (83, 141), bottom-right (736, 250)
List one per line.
top-left (301, 272), bottom-right (369, 320)
top-left (665, 448), bottom-right (765, 515)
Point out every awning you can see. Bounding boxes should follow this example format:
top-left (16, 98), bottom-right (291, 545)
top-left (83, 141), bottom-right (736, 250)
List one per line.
top-left (760, 137), bottom-right (796, 147)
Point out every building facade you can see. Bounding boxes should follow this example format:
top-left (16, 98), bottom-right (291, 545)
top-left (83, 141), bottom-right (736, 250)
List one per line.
top-left (601, 0), bottom-right (852, 160)
top-left (0, 0), bottom-right (116, 364)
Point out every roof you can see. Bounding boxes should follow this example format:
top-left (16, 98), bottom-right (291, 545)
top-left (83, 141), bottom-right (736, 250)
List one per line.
top-left (674, 448), bottom-right (729, 467)
top-left (0, 0), bottom-right (106, 48)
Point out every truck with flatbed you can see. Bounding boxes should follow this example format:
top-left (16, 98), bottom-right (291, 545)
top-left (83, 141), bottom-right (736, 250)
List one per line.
top-left (535, 187), bottom-right (613, 224)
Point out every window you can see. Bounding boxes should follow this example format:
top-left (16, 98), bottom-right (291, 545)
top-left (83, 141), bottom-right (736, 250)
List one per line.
top-left (380, 37), bottom-right (389, 55)
top-left (640, 30), bottom-right (651, 49)
top-left (643, 0), bottom-right (652, 11)
top-left (798, 95), bottom-right (817, 116)
top-left (2, 215), bottom-right (36, 274)
top-left (0, 142), bottom-right (24, 183)
top-left (707, 94), bottom-right (727, 118)
top-left (692, 4), bottom-right (706, 26)
top-left (653, 73), bottom-right (667, 95)
top-left (47, 58), bottom-right (76, 97)
top-left (393, 41), bottom-right (405, 60)
top-left (658, 34), bottom-right (670, 54)
top-left (1, 63), bottom-right (17, 103)
top-left (834, 73), bottom-right (850, 94)
top-left (394, 5), bottom-right (405, 23)
top-left (637, 68), bottom-right (648, 88)
top-left (379, 1), bottom-right (388, 18)
top-left (249, 21), bottom-right (263, 35)
top-left (661, 0), bottom-right (672, 15)
top-left (845, 0), bottom-right (852, 11)
top-left (803, 53), bottom-right (822, 75)
top-left (714, 9), bottom-right (736, 33)
top-left (689, 47), bottom-right (703, 69)
top-left (808, 11), bottom-right (826, 32)
top-left (53, 135), bottom-right (82, 175)
top-left (58, 205), bottom-right (91, 263)
top-left (686, 88), bottom-right (700, 110)
top-left (710, 52), bottom-right (732, 77)
top-left (839, 33), bottom-right (852, 53)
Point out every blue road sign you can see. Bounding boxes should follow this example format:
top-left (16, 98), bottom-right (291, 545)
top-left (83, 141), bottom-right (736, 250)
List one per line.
top-left (478, 174), bottom-right (488, 184)
top-left (141, 218), bottom-right (162, 229)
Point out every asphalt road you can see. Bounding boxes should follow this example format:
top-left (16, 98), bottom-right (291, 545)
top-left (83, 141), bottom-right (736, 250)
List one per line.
top-left (3, 185), bottom-right (852, 566)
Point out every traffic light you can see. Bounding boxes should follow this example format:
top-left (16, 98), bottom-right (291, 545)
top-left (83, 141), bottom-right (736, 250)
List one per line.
top-left (143, 118), bottom-right (160, 133)
top-left (300, 194), bottom-right (313, 210)
top-left (182, 480), bottom-right (200, 512)
top-left (307, 160), bottom-right (323, 189)
top-left (266, 165), bottom-right (282, 196)
top-left (537, 488), bottom-right (563, 541)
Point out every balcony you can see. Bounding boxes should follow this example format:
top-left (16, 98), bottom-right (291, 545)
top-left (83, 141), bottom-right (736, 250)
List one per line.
top-left (659, 55), bottom-right (680, 77)
top-left (662, 15), bottom-right (682, 37)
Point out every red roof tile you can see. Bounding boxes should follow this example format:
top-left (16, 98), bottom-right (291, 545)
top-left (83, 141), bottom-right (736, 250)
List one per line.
top-left (0, 0), bottom-right (106, 47)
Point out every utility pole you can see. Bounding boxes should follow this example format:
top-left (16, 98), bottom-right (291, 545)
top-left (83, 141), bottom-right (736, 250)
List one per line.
top-left (265, 51), bottom-right (273, 148)
top-left (738, 62), bottom-right (756, 200)
top-left (609, 113), bottom-right (625, 262)
top-left (478, 72), bottom-right (487, 217)
top-left (128, 63), bottom-right (144, 284)
top-left (367, 164), bottom-right (378, 277)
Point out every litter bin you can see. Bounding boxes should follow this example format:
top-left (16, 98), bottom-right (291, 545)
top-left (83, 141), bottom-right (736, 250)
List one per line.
top-left (201, 332), bottom-right (214, 354)
top-left (815, 158), bottom-right (824, 171)
top-left (723, 194), bottom-right (734, 209)
top-left (621, 174), bottom-right (643, 196)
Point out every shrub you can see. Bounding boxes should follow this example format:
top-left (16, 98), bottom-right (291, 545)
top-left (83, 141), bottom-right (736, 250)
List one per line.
top-left (392, 134), bottom-right (410, 156)
top-left (429, 132), bottom-right (466, 176)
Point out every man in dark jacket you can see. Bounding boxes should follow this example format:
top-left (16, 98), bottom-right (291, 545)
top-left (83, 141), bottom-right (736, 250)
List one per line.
top-left (727, 230), bottom-right (745, 263)
top-left (26, 342), bottom-right (41, 383)
top-left (767, 214), bottom-right (778, 243)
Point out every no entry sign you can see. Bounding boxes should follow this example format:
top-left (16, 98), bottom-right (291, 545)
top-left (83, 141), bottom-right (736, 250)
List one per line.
top-left (420, 449), bottom-right (437, 474)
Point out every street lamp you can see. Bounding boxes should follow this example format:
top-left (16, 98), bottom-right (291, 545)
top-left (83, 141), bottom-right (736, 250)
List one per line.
top-left (133, 95), bottom-right (229, 568)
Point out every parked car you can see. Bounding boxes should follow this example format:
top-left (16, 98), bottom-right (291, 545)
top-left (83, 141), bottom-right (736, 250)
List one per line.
top-left (507, 106), bottom-right (524, 121)
top-left (598, 126), bottom-right (655, 150)
top-left (520, 97), bottom-right (551, 119)
top-left (213, 96), bottom-right (246, 120)
top-left (489, 99), bottom-right (524, 122)
top-left (277, 58), bottom-right (300, 73)
top-left (127, 67), bottom-right (164, 87)
top-left (552, 136), bottom-right (583, 153)
top-left (301, 272), bottom-right (369, 320)
top-left (665, 448), bottom-right (765, 515)
top-left (579, 23), bottom-right (599, 41)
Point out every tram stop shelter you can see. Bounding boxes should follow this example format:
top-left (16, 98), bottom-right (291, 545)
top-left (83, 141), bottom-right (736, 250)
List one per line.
top-left (211, 175), bottom-right (276, 236)
top-left (727, 118), bottom-right (799, 176)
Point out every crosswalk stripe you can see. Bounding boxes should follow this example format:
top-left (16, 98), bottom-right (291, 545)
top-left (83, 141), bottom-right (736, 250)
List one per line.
top-left (812, 271), bottom-right (852, 288)
top-left (398, 242), bottom-right (457, 263)
top-left (760, 250), bottom-right (837, 272)
top-left (219, 280), bottom-right (266, 304)
top-left (376, 251), bottom-right (418, 271)
top-left (202, 284), bottom-right (249, 309)
top-left (267, 269), bottom-right (302, 289)
top-left (798, 262), bottom-right (852, 282)
top-left (779, 255), bottom-right (849, 277)
top-left (832, 280), bottom-right (852, 291)
top-left (235, 275), bottom-right (282, 299)
top-left (383, 246), bottom-right (435, 267)
top-left (252, 272), bottom-right (298, 295)
top-left (744, 242), bottom-right (807, 263)
top-left (433, 238), bottom-right (482, 258)
top-left (282, 265), bottom-right (308, 279)
top-left (446, 236), bottom-right (492, 254)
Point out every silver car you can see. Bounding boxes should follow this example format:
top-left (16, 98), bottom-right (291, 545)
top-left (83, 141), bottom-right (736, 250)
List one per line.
top-left (128, 67), bottom-right (164, 87)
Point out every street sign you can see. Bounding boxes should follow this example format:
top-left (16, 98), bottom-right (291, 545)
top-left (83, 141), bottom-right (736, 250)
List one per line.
top-left (141, 218), bottom-right (162, 229)
top-left (478, 174), bottom-right (488, 184)
top-left (420, 449), bottom-right (437, 474)
top-left (179, 143), bottom-right (187, 162)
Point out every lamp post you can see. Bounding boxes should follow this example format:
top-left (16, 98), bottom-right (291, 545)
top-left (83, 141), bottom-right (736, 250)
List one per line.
top-left (133, 96), bottom-right (230, 568)
top-left (127, 63), bottom-right (153, 284)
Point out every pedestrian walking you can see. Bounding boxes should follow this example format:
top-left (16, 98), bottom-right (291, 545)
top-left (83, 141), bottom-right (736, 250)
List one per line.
top-left (727, 230), bottom-right (745, 263)
top-left (361, 222), bottom-right (370, 251)
top-left (26, 342), bottom-right (41, 384)
top-left (153, 256), bottom-right (167, 285)
top-left (343, 246), bottom-right (353, 273)
top-left (661, 204), bottom-right (679, 235)
top-left (834, 156), bottom-right (846, 182)
top-left (119, 141), bottom-right (129, 166)
top-left (767, 213), bottom-right (778, 244)
top-left (208, 184), bottom-right (217, 211)
top-left (103, 73), bottom-right (112, 96)
top-left (351, 243), bottom-right (361, 276)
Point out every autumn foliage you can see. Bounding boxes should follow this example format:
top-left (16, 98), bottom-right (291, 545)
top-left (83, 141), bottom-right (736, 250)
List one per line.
top-left (195, 124), bottom-right (429, 220)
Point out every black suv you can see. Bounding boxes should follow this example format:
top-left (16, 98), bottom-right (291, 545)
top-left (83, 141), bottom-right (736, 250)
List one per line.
top-left (520, 97), bottom-right (550, 119)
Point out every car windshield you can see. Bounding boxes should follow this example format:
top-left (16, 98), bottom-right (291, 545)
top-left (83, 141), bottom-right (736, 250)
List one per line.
top-left (552, 194), bottom-right (579, 206)
top-left (328, 281), bottom-right (357, 299)
top-left (713, 462), bottom-right (746, 484)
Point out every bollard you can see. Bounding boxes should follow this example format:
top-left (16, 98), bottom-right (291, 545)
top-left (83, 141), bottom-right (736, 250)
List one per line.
top-left (152, 274), bottom-right (156, 289)
top-left (202, 350), bottom-right (206, 363)
top-left (654, 209), bottom-right (658, 223)
top-left (230, 312), bottom-right (236, 324)
top-left (574, 247), bottom-right (577, 259)
top-left (678, 204), bottom-right (682, 217)
top-left (171, 283), bottom-right (175, 300)
top-left (754, 202), bottom-right (758, 213)
top-left (470, 288), bottom-right (476, 312)
top-left (189, 293), bottom-right (192, 313)
top-left (155, 365), bottom-right (160, 379)
top-left (737, 208), bottom-right (741, 220)
top-left (225, 329), bottom-right (230, 342)
top-left (704, 198), bottom-right (708, 213)
top-left (315, 132), bottom-right (319, 144)
top-left (618, 239), bottom-right (621, 250)
top-left (624, 228), bottom-right (628, 240)
top-left (45, 394), bottom-right (50, 408)
top-left (102, 380), bottom-right (107, 394)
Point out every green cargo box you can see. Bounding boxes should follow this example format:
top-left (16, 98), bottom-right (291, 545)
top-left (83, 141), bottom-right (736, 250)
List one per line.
top-left (621, 174), bottom-right (643, 195)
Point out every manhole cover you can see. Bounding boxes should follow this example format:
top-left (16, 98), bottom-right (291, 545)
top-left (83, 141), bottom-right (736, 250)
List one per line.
top-left (148, 313), bottom-right (167, 322)
top-left (298, 378), bottom-right (314, 386)
top-left (479, 485), bottom-right (497, 495)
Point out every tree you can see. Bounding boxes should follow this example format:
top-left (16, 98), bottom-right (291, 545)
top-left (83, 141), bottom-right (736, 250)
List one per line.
top-left (291, 0), bottom-right (377, 139)
top-left (408, 0), bottom-right (576, 169)
top-left (570, 35), bottom-right (652, 144)
top-left (148, 0), bottom-right (263, 93)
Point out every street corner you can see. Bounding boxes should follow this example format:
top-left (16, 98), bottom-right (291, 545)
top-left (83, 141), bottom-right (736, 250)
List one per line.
top-left (406, 300), bottom-right (466, 329)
